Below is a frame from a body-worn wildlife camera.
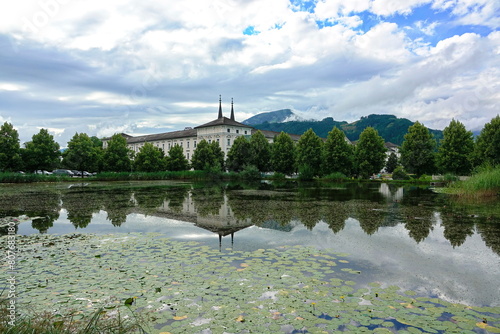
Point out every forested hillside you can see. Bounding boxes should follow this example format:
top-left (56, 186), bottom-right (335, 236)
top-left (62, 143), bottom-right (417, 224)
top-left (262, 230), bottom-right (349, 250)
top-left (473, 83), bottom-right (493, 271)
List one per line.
top-left (249, 113), bottom-right (443, 145)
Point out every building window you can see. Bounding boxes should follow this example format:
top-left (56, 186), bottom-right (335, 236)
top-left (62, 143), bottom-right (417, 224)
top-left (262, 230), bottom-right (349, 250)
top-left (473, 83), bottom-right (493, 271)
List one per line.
top-left (187, 141), bottom-right (190, 148)
top-left (244, 130), bottom-right (248, 135)
top-left (227, 138), bottom-right (230, 146)
top-left (168, 143), bottom-right (171, 149)
top-left (217, 138), bottom-right (220, 144)
top-left (194, 141), bottom-right (197, 148)
top-left (227, 129), bottom-right (230, 133)
top-left (162, 144), bottom-right (165, 151)
top-left (187, 153), bottom-right (189, 160)
top-left (236, 130), bottom-right (239, 134)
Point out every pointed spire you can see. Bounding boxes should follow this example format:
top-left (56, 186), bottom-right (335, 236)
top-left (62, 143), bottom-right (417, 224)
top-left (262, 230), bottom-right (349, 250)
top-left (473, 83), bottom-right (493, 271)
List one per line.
top-left (218, 95), bottom-right (223, 119)
top-left (230, 98), bottom-right (235, 121)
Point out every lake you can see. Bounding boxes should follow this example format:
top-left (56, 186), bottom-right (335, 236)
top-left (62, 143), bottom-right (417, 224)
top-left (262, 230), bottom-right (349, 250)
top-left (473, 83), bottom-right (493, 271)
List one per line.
top-left (1, 181), bottom-right (499, 333)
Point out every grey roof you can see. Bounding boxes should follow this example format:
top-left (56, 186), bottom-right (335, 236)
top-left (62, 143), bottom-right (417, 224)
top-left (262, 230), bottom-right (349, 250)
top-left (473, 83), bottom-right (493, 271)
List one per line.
top-left (125, 128), bottom-right (197, 144)
top-left (195, 117), bottom-right (251, 129)
top-left (255, 129), bottom-right (302, 142)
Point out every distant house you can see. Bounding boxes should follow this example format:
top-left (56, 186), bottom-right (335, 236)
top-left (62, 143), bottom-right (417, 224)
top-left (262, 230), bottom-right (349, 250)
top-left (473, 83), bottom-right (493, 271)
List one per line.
top-left (102, 97), bottom-right (306, 162)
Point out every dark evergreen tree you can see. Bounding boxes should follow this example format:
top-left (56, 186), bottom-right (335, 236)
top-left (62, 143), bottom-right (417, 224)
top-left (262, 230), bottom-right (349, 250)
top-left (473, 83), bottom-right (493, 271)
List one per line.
top-left (271, 132), bottom-right (296, 175)
top-left (322, 127), bottom-right (353, 176)
top-left (0, 122), bottom-right (22, 172)
top-left (62, 133), bottom-right (99, 173)
top-left (436, 119), bottom-right (474, 175)
top-left (250, 130), bottom-right (271, 172)
top-left (296, 128), bottom-right (323, 177)
top-left (166, 144), bottom-right (189, 171)
top-left (22, 128), bottom-right (60, 172)
top-left (226, 136), bottom-right (251, 172)
top-left (474, 115), bottom-right (500, 167)
top-left (103, 134), bottom-right (132, 172)
top-left (133, 142), bottom-right (166, 172)
top-left (385, 152), bottom-right (399, 173)
top-left (400, 121), bottom-right (436, 176)
top-left (354, 127), bottom-right (386, 178)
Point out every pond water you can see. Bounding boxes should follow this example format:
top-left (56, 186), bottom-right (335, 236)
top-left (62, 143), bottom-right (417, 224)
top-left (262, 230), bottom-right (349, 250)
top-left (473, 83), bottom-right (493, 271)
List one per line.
top-left (1, 181), bottom-right (500, 333)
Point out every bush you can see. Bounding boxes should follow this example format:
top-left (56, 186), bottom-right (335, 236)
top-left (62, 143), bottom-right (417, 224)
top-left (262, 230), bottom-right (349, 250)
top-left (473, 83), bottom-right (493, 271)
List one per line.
top-left (270, 172), bottom-right (286, 180)
top-left (298, 165), bottom-right (315, 181)
top-left (323, 172), bottom-right (347, 182)
top-left (239, 165), bottom-right (261, 180)
top-left (392, 167), bottom-right (410, 180)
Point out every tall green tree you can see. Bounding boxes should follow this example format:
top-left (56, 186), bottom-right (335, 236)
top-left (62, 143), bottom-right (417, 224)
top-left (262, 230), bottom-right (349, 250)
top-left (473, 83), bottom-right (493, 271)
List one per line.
top-left (166, 144), bottom-right (189, 171)
top-left (191, 140), bottom-right (225, 171)
top-left (250, 130), bottom-right (271, 172)
top-left (0, 122), bottom-right (22, 172)
top-left (385, 152), bottom-right (399, 173)
top-left (354, 127), bottom-right (386, 178)
top-left (134, 142), bottom-right (166, 172)
top-left (22, 128), bottom-right (60, 172)
top-left (322, 127), bottom-right (353, 176)
top-left (474, 115), bottom-right (500, 167)
top-left (210, 141), bottom-right (225, 172)
top-left (103, 134), bottom-right (132, 172)
top-left (436, 119), bottom-right (474, 175)
top-left (226, 136), bottom-right (251, 172)
top-left (271, 132), bottom-right (296, 175)
top-left (62, 133), bottom-right (99, 173)
top-left (296, 128), bottom-right (323, 177)
top-left (400, 121), bottom-right (436, 176)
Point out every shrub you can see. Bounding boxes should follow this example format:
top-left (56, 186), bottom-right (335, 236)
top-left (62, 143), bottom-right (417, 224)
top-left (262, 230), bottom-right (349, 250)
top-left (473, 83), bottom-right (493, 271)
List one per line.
top-left (239, 165), bottom-right (261, 180)
top-left (323, 172), bottom-right (347, 182)
top-left (298, 165), bottom-right (315, 181)
top-left (392, 167), bottom-right (410, 180)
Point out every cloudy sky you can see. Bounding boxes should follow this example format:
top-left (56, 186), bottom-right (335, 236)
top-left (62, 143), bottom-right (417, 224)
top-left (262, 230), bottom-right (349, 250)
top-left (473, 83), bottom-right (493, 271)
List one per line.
top-left (1, 0), bottom-right (499, 146)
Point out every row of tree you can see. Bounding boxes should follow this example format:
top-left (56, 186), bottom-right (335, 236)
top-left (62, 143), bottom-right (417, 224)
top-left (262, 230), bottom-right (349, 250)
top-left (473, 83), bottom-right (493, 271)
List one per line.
top-left (0, 115), bottom-right (498, 177)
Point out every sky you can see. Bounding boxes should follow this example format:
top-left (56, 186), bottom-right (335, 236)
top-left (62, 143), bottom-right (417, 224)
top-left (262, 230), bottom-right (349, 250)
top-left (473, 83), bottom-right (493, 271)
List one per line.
top-left (0, 0), bottom-right (499, 146)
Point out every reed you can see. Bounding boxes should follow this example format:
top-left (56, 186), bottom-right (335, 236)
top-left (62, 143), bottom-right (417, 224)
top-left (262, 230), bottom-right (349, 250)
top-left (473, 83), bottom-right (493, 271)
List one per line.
top-left (449, 166), bottom-right (500, 197)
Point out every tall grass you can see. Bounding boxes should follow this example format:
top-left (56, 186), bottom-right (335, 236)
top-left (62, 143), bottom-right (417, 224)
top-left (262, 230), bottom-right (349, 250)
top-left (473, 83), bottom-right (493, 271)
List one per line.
top-left (449, 166), bottom-right (500, 197)
top-left (0, 301), bottom-right (146, 334)
top-left (0, 173), bottom-right (71, 183)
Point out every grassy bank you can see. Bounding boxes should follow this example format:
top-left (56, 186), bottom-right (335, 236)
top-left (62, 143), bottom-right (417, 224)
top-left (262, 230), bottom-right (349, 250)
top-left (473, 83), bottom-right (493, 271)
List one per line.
top-left (447, 166), bottom-right (500, 198)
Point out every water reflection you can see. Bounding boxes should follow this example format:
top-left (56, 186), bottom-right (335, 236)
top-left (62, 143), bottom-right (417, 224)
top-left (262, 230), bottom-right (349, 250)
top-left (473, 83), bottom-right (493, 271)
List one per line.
top-left (0, 181), bottom-right (499, 256)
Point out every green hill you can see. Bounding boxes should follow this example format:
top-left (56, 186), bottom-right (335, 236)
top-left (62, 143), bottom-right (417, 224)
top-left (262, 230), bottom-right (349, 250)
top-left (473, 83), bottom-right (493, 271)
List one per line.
top-left (250, 113), bottom-right (443, 146)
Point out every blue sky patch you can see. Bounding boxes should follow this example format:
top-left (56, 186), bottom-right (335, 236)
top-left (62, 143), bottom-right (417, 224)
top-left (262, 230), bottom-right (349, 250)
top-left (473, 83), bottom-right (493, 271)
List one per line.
top-left (243, 26), bottom-right (260, 36)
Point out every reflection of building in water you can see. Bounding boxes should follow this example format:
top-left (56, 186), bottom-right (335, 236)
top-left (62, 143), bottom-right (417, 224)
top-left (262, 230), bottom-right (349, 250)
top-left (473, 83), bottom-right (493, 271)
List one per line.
top-left (378, 183), bottom-right (404, 202)
top-left (158, 192), bottom-right (253, 245)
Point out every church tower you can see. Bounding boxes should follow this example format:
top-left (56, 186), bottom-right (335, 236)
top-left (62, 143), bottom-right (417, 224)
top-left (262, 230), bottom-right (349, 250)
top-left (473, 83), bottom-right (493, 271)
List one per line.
top-left (218, 95), bottom-right (223, 119)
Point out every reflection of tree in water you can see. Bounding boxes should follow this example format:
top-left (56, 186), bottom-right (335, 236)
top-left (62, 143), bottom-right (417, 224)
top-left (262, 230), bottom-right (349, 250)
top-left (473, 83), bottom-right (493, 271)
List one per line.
top-left (100, 188), bottom-right (135, 227)
top-left (29, 192), bottom-right (61, 234)
top-left (322, 202), bottom-right (349, 233)
top-left (399, 188), bottom-right (436, 243)
top-left (439, 207), bottom-right (475, 247)
top-left (133, 188), bottom-right (167, 215)
top-left (31, 214), bottom-right (59, 234)
top-left (63, 188), bottom-right (102, 229)
top-left (352, 201), bottom-right (387, 235)
top-left (191, 186), bottom-right (225, 217)
top-left (476, 223), bottom-right (500, 256)
top-left (164, 187), bottom-right (190, 214)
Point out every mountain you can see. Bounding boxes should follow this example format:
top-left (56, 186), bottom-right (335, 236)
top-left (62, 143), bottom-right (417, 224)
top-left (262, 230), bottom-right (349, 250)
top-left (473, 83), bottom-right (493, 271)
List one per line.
top-left (242, 109), bottom-right (296, 125)
top-left (244, 111), bottom-right (443, 146)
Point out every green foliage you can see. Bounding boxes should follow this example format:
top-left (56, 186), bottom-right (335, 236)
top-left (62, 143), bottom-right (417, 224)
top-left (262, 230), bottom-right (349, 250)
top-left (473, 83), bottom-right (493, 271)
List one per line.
top-left (103, 134), bottom-right (132, 172)
top-left (400, 121), bottom-right (437, 177)
top-left (392, 166), bottom-right (410, 180)
top-left (133, 143), bottom-right (166, 172)
top-left (323, 172), bottom-right (348, 181)
top-left (0, 122), bottom-right (22, 172)
top-left (436, 119), bottom-right (474, 175)
top-left (385, 152), bottom-right (398, 173)
top-left (322, 127), bottom-right (353, 176)
top-left (271, 132), bottom-right (296, 175)
top-left (191, 140), bottom-right (225, 171)
top-left (249, 130), bottom-right (271, 172)
top-left (253, 114), bottom-right (443, 146)
top-left (239, 164), bottom-right (261, 180)
top-left (298, 164), bottom-right (315, 180)
top-left (474, 115), bottom-right (500, 167)
top-left (166, 144), bottom-right (189, 171)
top-left (296, 128), bottom-right (323, 177)
top-left (449, 166), bottom-right (500, 197)
top-left (62, 133), bottom-right (100, 173)
top-left (354, 127), bottom-right (386, 178)
top-left (226, 136), bottom-right (251, 172)
top-left (22, 128), bottom-right (60, 172)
